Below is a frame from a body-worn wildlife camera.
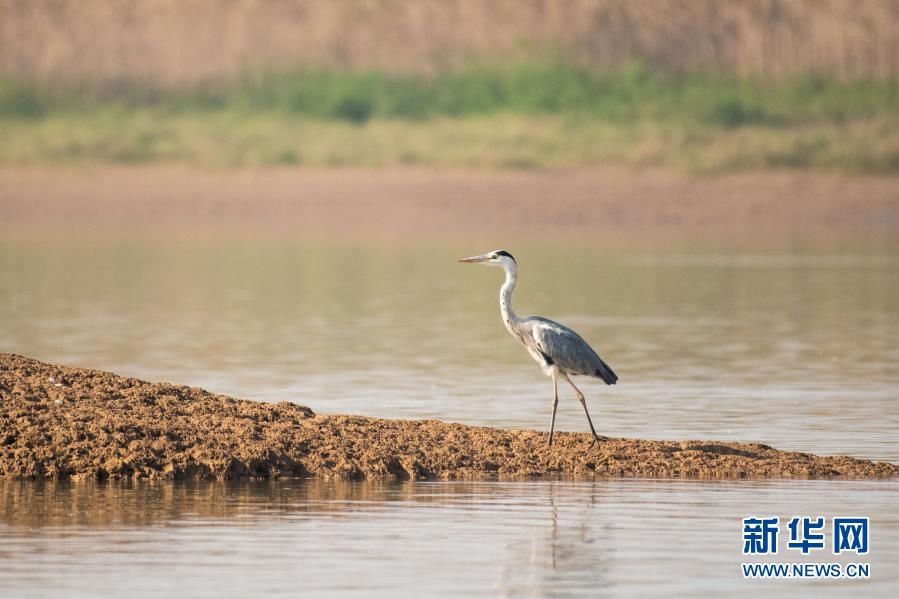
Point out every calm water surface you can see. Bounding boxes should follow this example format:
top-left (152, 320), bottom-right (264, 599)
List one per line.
top-left (0, 479), bottom-right (897, 598)
top-left (1, 233), bottom-right (897, 597)
top-left (1, 235), bottom-right (896, 461)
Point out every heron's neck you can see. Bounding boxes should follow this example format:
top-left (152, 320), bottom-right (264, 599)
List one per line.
top-left (499, 264), bottom-right (519, 330)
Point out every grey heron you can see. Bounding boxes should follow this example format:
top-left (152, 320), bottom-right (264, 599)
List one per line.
top-left (459, 250), bottom-right (618, 446)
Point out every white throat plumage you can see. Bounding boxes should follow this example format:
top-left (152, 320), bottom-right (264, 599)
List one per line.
top-left (499, 260), bottom-right (519, 332)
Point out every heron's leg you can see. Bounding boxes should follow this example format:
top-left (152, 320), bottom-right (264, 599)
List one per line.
top-left (548, 372), bottom-right (559, 446)
top-left (561, 373), bottom-right (607, 446)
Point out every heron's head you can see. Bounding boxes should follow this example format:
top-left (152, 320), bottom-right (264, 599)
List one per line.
top-left (458, 250), bottom-right (516, 269)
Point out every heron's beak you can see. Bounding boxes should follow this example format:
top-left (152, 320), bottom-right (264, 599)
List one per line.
top-left (458, 254), bottom-right (491, 264)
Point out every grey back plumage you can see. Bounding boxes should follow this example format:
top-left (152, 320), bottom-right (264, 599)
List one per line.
top-left (515, 316), bottom-right (618, 384)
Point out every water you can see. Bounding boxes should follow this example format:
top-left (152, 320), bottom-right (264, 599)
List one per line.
top-left (0, 479), bottom-right (896, 598)
top-left (1, 235), bottom-right (897, 462)
top-left (1, 232), bottom-right (897, 596)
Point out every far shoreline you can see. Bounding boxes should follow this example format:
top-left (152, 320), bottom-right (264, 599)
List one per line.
top-left (1, 165), bottom-right (897, 240)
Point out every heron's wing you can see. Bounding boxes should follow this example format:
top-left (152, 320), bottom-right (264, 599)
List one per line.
top-left (526, 317), bottom-right (618, 384)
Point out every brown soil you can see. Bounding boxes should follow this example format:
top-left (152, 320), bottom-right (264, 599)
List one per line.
top-left (2, 166), bottom-right (898, 238)
top-left (1, 353), bottom-right (896, 481)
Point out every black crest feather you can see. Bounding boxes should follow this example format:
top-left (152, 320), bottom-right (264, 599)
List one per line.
top-left (494, 250), bottom-right (516, 262)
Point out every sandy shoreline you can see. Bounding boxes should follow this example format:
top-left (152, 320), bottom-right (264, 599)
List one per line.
top-left (2, 166), bottom-right (898, 238)
top-left (1, 353), bottom-right (895, 481)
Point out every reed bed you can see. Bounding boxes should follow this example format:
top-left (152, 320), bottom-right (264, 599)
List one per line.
top-left (1, 0), bottom-right (897, 87)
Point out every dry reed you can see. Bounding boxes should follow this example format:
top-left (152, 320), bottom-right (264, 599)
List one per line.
top-left (1, 0), bottom-right (897, 89)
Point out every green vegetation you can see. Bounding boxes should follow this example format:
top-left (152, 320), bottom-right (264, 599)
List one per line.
top-left (1, 63), bottom-right (897, 171)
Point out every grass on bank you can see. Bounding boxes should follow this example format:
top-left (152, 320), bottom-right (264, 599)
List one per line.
top-left (1, 63), bottom-right (897, 172)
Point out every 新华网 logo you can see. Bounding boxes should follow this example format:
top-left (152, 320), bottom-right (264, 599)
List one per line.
top-left (741, 516), bottom-right (870, 579)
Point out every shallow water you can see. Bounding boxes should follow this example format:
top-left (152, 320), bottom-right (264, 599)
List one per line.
top-left (1, 235), bottom-right (897, 462)
top-left (1, 230), bottom-right (898, 596)
top-left (0, 479), bottom-right (897, 598)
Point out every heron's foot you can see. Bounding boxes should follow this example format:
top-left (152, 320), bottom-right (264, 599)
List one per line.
top-left (547, 433), bottom-right (554, 447)
top-left (590, 434), bottom-right (609, 447)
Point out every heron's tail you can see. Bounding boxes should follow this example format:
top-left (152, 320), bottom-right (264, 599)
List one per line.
top-left (594, 357), bottom-right (618, 385)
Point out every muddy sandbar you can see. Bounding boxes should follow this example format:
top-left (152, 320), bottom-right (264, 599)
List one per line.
top-left (1, 354), bottom-right (896, 480)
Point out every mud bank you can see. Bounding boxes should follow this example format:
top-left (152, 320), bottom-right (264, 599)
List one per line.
top-left (3, 166), bottom-right (898, 237)
top-left (1, 354), bottom-right (896, 481)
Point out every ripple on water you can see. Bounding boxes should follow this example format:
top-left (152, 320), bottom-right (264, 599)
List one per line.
top-left (0, 479), bottom-right (897, 597)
